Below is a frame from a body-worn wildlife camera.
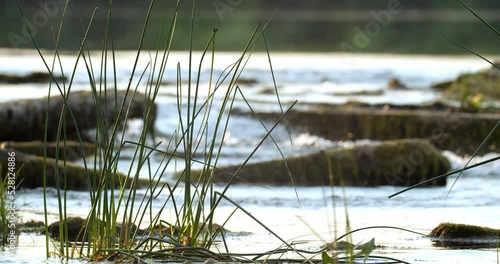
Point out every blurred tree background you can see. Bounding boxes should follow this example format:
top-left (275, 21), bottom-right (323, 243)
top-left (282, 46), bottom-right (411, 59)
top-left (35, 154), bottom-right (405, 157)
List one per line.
top-left (1, 0), bottom-right (499, 54)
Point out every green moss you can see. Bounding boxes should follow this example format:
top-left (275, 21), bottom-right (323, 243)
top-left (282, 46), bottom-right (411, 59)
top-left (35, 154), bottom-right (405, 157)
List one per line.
top-left (430, 223), bottom-right (500, 239)
top-left (48, 216), bottom-right (87, 241)
top-left (429, 222), bottom-right (500, 248)
top-left (324, 139), bottom-right (449, 186)
top-left (440, 66), bottom-right (500, 111)
top-left (432, 80), bottom-right (454, 90)
top-left (178, 151), bottom-right (328, 186)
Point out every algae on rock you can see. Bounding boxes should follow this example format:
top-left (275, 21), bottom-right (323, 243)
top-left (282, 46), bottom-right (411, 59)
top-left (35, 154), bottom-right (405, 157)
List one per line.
top-left (250, 107), bottom-right (499, 155)
top-left (429, 222), bottom-right (500, 248)
top-left (434, 65), bottom-right (500, 111)
top-left (324, 139), bottom-right (449, 186)
top-left (0, 149), bottom-right (152, 190)
top-left (0, 90), bottom-right (157, 142)
top-left (180, 139), bottom-right (450, 186)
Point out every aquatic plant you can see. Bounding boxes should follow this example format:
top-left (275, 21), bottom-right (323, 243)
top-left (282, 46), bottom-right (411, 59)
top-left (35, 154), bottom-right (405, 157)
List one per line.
top-left (14, 0), bottom-right (395, 261)
top-left (16, 0), bottom-right (308, 262)
top-left (9, 0), bottom-right (497, 263)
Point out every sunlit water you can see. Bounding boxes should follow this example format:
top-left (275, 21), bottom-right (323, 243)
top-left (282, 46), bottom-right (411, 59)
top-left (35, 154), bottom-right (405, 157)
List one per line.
top-left (0, 49), bottom-right (499, 263)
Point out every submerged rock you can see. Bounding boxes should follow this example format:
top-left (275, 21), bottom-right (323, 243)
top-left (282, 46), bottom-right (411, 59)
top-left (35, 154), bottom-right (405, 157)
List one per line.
top-left (429, 222), bottom-right (500, 248)
top-left (48, 217), bottom-right (140, 242)
top-left (181, 139), bottom-right (450, 186)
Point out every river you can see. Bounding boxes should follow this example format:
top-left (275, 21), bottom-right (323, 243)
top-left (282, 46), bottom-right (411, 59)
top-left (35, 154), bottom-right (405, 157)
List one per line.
top-left (0, 49), bottom-right (499, 263)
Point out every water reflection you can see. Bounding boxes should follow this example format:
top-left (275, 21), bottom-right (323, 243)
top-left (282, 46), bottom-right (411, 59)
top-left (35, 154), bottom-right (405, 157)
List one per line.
top-left (1, 2), bottom-right (500, 53)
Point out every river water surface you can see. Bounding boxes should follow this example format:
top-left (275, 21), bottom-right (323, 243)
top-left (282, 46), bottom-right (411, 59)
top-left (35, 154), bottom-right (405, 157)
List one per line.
top-left (0, 50), bottom-right (499, 263)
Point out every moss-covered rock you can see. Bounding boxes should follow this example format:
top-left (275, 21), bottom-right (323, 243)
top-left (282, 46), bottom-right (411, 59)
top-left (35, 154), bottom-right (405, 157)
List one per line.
top-left (250, 107), bottom-right (499, 155)
top-left (0, 149), bottom-right (153, 190)
top-left (1, 140), bottom-right (96, 161)
top-left (48, 216), bottom-right (87, 241)
top-left (324, 139), bottom-right (449, 186)
top-left (48, 217), bottom-right (140, 242)
top-left (429, 222), bottom-right (500, 248)
top-left (431, 80), bottom-right (453, 91)
top-left (180, 139), bottom-right (450, 186)
top-left (0, 72), bottom-right (66, 84)
top-left (18, 220), bottom-right (45, 234)
top-left (434, 66), bottom-right (500, 111)
top-left (445, 70), bottom-right (500, 101)
top-left (387, 78), bottom-right (407, 89)
top-left (47, 217), bottom-right (192, 244)
top-left (0, 89), bottom-right (157, 142)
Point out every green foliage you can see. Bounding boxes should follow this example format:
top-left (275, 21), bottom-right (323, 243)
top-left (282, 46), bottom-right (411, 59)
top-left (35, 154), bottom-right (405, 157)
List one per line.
top-left (11, 0), bottom-right (498, 262)
top-left (19, 0), bottom-right (294, 261)
top-left (354, 238), bottom-right (376, 263)
top-left (322, 251), bottom-right (336, 264)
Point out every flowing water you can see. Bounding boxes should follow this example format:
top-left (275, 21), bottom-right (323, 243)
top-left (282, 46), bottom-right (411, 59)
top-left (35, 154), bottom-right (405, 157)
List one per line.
top-left (0, 49), bottom-right (499, 263)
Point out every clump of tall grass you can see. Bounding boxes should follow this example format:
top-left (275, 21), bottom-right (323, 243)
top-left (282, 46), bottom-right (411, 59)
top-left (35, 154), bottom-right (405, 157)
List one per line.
top-left (17, 0), bottom-right (301, 262)
top-left (12, 0), bottom-right (418, 261)
top-left (15, 0), bottom-right (499, 263)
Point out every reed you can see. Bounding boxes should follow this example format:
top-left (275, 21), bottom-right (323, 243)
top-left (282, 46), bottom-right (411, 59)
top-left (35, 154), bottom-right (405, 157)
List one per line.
top-left (17, 0), bottom-right (304, 262)
top-left (11, 0), bottom-right (499, 263)
top-left (11, 0), bottom-right (421, 261)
